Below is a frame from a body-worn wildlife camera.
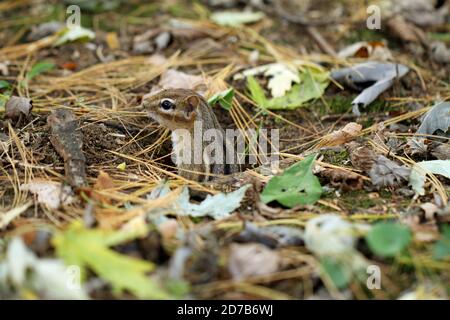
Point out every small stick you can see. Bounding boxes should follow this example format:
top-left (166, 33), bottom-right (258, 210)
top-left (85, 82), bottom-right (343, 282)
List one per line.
top-left (47, 109), bottom-right (87, 187)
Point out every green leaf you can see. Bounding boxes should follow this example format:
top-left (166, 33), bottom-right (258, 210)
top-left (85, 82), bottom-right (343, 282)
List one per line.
top-left (27, 61), bottom-right (56, 81)
top-left (246, 68), bottom-right (329, 110)
top-left (54, 25), bottom-right (95, 46)
top-left (165, 279), bottom-right (190, 298)
top-left (52, 221), bottom-right (170, 299)
top-left (365, 222), bottom-right (411, 258)
top-left (0, 93), bottom-right (10, 110)
top-left (0, 80), bottom-right (11, 90)
top-left (409, 160), bottom-right (450, 195)
top-left (433, 225), bottom-right (450, 260)
top-left (320, 256), bottom-right (351, 289)
top-left (211, 11), bottom-right (265, 27)
top-left (208, 88), bottom-right (234, 110)
top-left (260, 154), bottom-right (322, 207)
top-left (247, 75), bottom-right (268, 108)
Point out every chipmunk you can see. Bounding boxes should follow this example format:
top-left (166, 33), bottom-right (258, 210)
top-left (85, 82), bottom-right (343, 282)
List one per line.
top-left (141, 88), bottom-right (239, 182)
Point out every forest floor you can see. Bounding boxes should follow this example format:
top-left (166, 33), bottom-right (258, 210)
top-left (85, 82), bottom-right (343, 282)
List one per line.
top-left (0, 0), bottom-right (449, 300)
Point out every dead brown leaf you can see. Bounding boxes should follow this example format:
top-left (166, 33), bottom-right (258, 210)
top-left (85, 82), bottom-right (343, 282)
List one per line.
top-left (5, 96), bottom-right (33, 124)
top-left (317, 122), bottom-right (362, 148)
top-left (228, 243), bottom-right (280, 280)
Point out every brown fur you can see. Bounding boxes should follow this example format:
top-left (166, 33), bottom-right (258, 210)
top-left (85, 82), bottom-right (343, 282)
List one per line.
top-left (142, 89), bottom-right (239, 181)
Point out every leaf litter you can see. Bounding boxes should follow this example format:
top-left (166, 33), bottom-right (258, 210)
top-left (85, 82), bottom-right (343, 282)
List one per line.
top-left (0, 0), bottom-right (449, 300)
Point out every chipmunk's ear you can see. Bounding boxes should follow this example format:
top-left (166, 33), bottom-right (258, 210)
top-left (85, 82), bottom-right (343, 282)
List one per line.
top-left (184, 95), bottom-right (200, 120)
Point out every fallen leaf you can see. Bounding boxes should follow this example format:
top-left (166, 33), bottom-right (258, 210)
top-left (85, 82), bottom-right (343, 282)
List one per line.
top-left (260, 154), bottom-right (322, 207)
top-left (331, 62), bottom-right (409, 116)
top-left (409, 160), bottom-right (450, 195)
top-left (319, 167), bottom-right (364, 191)
top-left (20, 181), bottom-right (75, 209)
top-left (369, 155), bottom-right (411, 187)
top-left (155, 69), bottom-right (207, 95)
top-left (338, 41), bottom-right (393, 61)
top-left (27, 60), bottom-right (56, 80)
top-left (228, 243), bottom-right (280, 280)
top-left (416, 102), bottom-right (450, 138)
top-left (346, 142), bottom-right (377, 172)
top-left (60, 61), bottom-right (77, 71)
top-left (54, 26), bottom-right (95, 46)
top-left (211, 11), bottom-right (265, 27)
top-left (5, 96), bottom-right (33, 122)
top-left (147, 183), bottom-right (250, 220)
top-left (105, 32), bottom-right (120, 49)
top-left (92, 171), bottom-right (115, 204)
top-left (320, 256), bottom-right (352, 289)
top-left (2, 237), bottom-right (88, 299)
top-left (0, 202), bottom-right (32, 229)
top-left (208, 88), bottom-right (234, 110)
top-left (408, 101), bottom-right (450, 154)
top-left (365, 222), bottom-right (412, 258)
top-left (0, 80), bottom-right (11, 90)
top-left (235, 63), bottom-right (300, 98)
top-left (52, 221), bottom-right (169, 299)
top-left (247, 69), bottom-right (329, 110)
top-left (305, 214), bottom-right (357, 256)
top-left (116, 162), bottom-right (126, 171)
top-left (317, 122), bottom-right (362, 148)
top-left (433, 225), bottom-right (450, 260)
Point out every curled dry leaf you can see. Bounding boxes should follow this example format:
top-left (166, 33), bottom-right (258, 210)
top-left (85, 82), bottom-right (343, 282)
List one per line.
top-left (152, 69), bottom-right (207, 95)
top-left (5, 96), bottom-right (33, 122)
top-left (338, 41), bottom-right (393, 61)
top-left (346, 142), bottom-right (377, 172)
top-left (20, 180), bottom-right (75, 209)
top-left (317, 122), bottom-right (362, 148)
top-left (408, 102), bottom-right (450, 155)
top-left (331, 62), bottom-right (409, 116)
top-left (228, 243), bottom-right (280, 280)
top-left (319, 168), bottom-right (364, 191)
top-left (369, 156), bottom-right (411, 187)
top-left (409, 160), bottom-right (450, 195)
top-left (92, 171), bottom-right (115, 204)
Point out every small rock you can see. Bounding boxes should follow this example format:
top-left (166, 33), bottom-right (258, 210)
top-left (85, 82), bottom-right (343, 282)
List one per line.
top-left (4, 96), bottom-right (33, 124)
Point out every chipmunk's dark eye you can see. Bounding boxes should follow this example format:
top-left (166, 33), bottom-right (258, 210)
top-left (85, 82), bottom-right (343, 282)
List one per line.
top-left (160, 98), bottom-right (175, 111)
